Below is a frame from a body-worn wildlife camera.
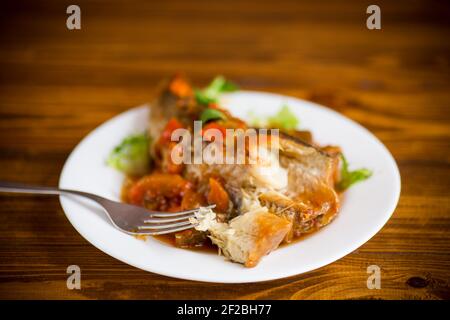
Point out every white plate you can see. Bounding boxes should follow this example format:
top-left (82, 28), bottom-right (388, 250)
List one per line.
top-left (59, 91), bottom-right (401, 283)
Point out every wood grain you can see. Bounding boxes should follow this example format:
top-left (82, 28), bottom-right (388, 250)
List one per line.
top-left (0, 0), bottom-right (449, 299)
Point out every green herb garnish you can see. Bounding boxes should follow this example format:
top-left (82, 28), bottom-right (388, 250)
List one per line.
top-left (337, 154), bottom-right (372, 191)
top-left (249, 105), bottom-right (299, 129)
top-left (195, 90), bottom-right (216, 105)
top-left (268, 105), bottom-right (299, 130)
top-left (195, 75), bottom-right (238, 105)
top-left (200, 108), bottom-right (227, 123)
top-left (107, 133), bottom-right (150, 176)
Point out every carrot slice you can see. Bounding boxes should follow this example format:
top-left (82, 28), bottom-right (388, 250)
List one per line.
top-left (169, 75), bottom-right (192, 97)
top-left (207, 177), bottom-right (229, 212)
top-left (164, 142), bottom-right (184, 174)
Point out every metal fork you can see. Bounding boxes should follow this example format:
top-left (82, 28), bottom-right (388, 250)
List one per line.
top-left (0, 181), bottom-right (213, 235)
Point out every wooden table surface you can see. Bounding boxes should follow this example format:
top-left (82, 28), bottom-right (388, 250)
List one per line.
top-left (0, 0), bottom-right (449, 300)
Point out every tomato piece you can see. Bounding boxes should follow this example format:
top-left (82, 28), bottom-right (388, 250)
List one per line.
top-left (201, 122), bottom-right (227, 141)
top-left (159, 118), bottom-right (184, 145)
top-left (127, 173), bottom-right (191, 211)
top-left (207, 177), bottom-right (230, 212)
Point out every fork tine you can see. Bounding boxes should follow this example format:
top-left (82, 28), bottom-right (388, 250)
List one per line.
top-left (134, 223), bottom-right (196, 235)
top-left (138, 220), bottom-right (192, 230)
top-left (148, 204), bottom-right (215, 217)
top-left (143, 213), bottom-right (196, 224)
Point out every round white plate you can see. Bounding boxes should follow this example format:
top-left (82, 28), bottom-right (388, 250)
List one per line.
top-left (59, 91), bottom-right (401, 283)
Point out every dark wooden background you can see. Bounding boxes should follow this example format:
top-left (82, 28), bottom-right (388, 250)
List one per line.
top-left (0, 0), bottom-right (449, 299)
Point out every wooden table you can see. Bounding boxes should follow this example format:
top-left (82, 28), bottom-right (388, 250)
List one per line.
top-left (0, 0), bottom-right (449, 299)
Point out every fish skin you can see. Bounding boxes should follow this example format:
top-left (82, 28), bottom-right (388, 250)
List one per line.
top-left (148, 75), bottom-right (204, 157)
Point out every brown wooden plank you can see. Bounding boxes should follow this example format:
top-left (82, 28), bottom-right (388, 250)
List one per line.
top-left (0, 0), bottom-right (449, 299)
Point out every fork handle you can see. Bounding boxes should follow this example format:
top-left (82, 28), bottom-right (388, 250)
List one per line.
top-left (0, 181), bottom-right (105, 202)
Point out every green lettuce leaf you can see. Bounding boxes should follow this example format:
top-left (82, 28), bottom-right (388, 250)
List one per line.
top-left (200, 108), bottom-right (227, 123)
top-left (248, 105), bottom-right (300, 129)
top-left (195, 75), bottom-right (238, 105)
top-left (268, 105), bottom-right (300, 130)
top-left (107, 133), bottom-right (150, 176)
top-left (337, 154), bottom-right (372, 191)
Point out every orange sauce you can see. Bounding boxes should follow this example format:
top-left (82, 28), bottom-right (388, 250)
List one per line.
top-left (154, 234), bottom-right (218, 254)
top-left (122, 178), bottom-right (344, 253)
top-left (278, 229), bottom-right (319, 248)
top-left (122, 177), bottom-right (219, 254)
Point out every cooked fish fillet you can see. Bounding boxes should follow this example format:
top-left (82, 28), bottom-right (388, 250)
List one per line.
top-left (148, 76), bottom-right (341, 266)
top-left (192, 207), bottom-right (291, 267)
top-left (185, 133), bottom-right (340, 242)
